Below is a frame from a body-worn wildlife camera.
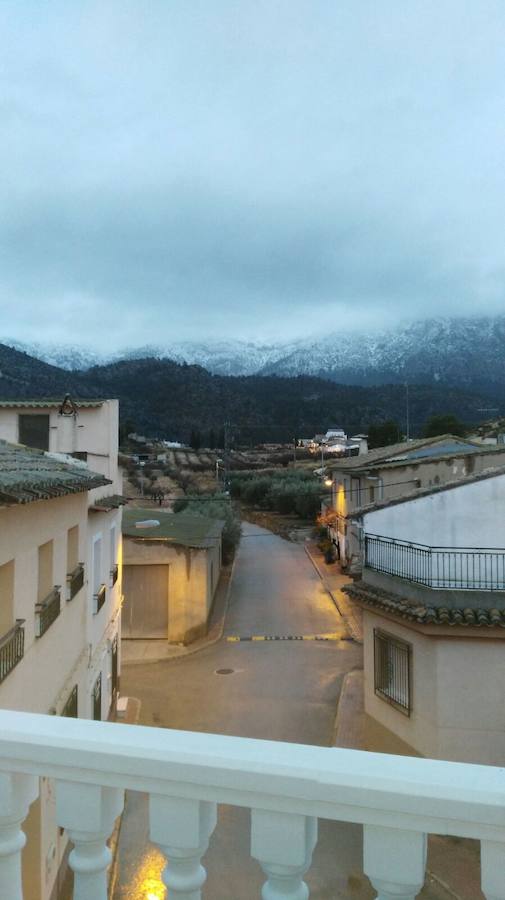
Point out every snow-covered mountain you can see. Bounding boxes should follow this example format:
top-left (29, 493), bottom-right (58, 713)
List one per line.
top-left (4, 316), bottom-right (505, 391)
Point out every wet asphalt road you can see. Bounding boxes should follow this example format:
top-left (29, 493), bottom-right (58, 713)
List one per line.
top-left (112, 523), bottom-right (366, 899)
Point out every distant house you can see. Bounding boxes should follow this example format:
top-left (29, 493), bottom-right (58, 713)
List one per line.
top-left (344, 466), bottom-right (505, 765)
top-left (122, 509), bottom-right (224, 644)
top-left (324, 435), bottom-right (505, 571)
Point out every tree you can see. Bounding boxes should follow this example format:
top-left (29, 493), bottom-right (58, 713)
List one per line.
top-left (423, 415), bottom-right (466, 438)
top-left (190, 429), bottom-right (202, 450)
top-left (367, 421), bottom-right (401, 449)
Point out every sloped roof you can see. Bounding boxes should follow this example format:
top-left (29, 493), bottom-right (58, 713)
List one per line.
top-left (0, 440), bottom-right (111, 505)
top-left (344, 580), bottom-right (505, 627)
top-left (326, 435), bottom-right (481, 472)
top-left (0, 399), bottom-right (105, 408)
top-left (353, 464), bottom-right (505, 518)
top-left (122, 507), bottom-right (224, 548)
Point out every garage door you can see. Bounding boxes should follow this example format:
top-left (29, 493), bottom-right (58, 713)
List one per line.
top-left (122, 564), bottom-right (169, 638)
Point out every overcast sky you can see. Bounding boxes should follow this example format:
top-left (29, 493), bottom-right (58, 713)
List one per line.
top-left (1, 1), bottom-right (504, 350)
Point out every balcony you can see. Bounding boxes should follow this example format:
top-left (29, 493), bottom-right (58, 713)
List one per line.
top-left (365, 533), bottom-right (505, 591)
top-left (66, 563), bottom-right (84, 601)
top-left (0, 709), bottom-right (504, 899)
top-left (0, 620), bottom-right (25, 683)
top-left (93, 583), bottom-right (106, 614)
top-left (35, 587), bottom-right (61, 637)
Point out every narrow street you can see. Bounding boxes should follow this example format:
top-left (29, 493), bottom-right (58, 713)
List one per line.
top-left (112, 523), bottom-right (365, 898)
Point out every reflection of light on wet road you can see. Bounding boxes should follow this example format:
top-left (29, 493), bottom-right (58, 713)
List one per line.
top-left (126, 846), bottom-right (166, 899)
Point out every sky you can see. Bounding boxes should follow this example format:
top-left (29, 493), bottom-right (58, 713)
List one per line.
top-left (1, 1), bottom-right (505, 350)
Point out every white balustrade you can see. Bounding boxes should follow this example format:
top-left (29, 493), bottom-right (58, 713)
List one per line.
top-left (150, 795), bottom-right (217, 899)
top-left (0, 772), bottom-right (38, 900)
top-left (56, 781), bottom-right (124, 900)
top-left (364, 825), bottom-right (426, 900)
top-left (0, 710), bottom-right (504, 900)
top-left (251, 809), bottom-right (317, 899)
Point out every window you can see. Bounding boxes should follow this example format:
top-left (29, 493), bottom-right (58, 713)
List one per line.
top-left (38, 540), bottom-right (53, 602)
top-left (374, 629), bottom-right (411, 715)
top-left (0, 560), bottom-right (14, 634)
top-left (93, 672), bottom-right (102, 721)
top-left (67, 526), bottom-right (79, 574)
top-left (110, 525), bottom-right (116, 569)
top-left (61, 685), bottom-right (78, 718)
top-left (93, 537), bottom-right (102, 595)
top-left (18, 414), bottom-right (50, 451)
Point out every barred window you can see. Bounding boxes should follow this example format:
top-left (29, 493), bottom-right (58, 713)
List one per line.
top-left (374, 629), bottom-right (411, 715)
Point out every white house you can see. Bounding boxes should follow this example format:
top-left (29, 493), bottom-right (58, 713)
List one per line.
top-left (0, 398), bottom-right (125, 900)
top-left (344, 465), bottom-right (505, 766)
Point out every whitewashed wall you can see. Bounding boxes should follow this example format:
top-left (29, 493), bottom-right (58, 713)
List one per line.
top-left (363, 472), bottom-right (505, 548)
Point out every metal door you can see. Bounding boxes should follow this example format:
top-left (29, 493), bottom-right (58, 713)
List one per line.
top-left (122, 564), bottom-right (169, 638)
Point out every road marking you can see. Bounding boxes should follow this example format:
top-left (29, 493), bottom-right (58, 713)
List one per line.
top-left (226, 634), bottom-right (341, 642)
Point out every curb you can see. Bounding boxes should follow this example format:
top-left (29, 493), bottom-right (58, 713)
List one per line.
top-left (304, 544), bottom-right (362, 644)
top-left (121, 555), bottom-right (238, 667)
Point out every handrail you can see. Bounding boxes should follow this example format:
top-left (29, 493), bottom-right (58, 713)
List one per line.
top-left (0, 710), bottom-right (504, 837)
top-left (365, 534), bottom-right (505, 590)
top-left (0, 619), bottom-right (25, 651)
top-left (365, 533), bottom-right (505, 553)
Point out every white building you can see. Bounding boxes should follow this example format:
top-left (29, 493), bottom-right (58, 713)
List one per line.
top-left (344, 465), bottom-right (505, 765)
top-left (0, 398), bottom-right (124, 900)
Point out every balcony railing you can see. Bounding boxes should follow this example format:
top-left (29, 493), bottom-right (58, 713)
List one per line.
top-left (0, 709), bottom-right (504, 899)
top-left (0, 620), bottom-right (25, 683)
top-left (365, 533), bottom-right (505, 590)
top-left (35, 587), bottom-right (61, 637)
top-left (93, 583), bottom-right (106, 614)
top-left (66, 563), bottom-right (84, 602)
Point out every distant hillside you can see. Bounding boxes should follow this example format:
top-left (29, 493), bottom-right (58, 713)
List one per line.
top-left (5, 317), bottom-right (505, 399)
top-left (0, 343), bottom-right (499, 443)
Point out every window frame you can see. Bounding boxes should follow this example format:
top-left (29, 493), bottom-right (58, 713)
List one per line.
top-left (373, 628), bottom-right (412, 716)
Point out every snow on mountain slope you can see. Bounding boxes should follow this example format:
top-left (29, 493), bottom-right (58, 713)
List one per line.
top-left (4, 316), bottom-right (505, 387)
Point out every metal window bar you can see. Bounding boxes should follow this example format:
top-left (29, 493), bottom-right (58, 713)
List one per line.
top-left (374, 629), bottom-right (411, 715)
top-left (365, 534), bottom-right (505, 591)
top-left (35, 587), bottom-right (61, 638)
top-left (66, 563), bottom-right (84, 601)
top-left (0, 620), bottom-right (25, 683)
top-left (93, 584), bottom-right (106, 614)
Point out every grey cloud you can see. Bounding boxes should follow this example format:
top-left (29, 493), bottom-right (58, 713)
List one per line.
top-left (1, 0), bottom-right (505, 347)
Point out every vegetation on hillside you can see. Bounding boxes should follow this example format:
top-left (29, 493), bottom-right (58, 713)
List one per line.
top-left (230, 469), bottom-right (323, 520)
top-left (0, 343), bottom-right (498, 444)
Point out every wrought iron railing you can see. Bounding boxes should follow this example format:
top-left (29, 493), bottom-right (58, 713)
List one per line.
top-left (365, 534), bottom-right (505, 590)
top-left (35, 587), bottom-right (61, 637)
top-left (93, 584), bottom-right (106, 615)
top-left (374, 628), bottom-right (411, 714)
top-left (110, 563), bottom-right (119, 587)
top-left (67, 563), bottom-right (84, 601)
top-left (0, 620), bottom-right (25, 683)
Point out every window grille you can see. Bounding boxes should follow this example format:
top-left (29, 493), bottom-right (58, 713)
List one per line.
top-left (374, 629), bottom-right (411, 715)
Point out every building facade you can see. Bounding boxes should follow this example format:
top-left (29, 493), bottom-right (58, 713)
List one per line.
top-left (0, 398), bottom-right (124, 900)
top-left (344, 466), bottom-right (505, 765)
top-left (324, 435), bottom-right (505, 571)
top-left (122, 508), bottom-right (223, 644)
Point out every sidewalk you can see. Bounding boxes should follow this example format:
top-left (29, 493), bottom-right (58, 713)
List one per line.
top-left (304, 540), bottom-right (363, 643)
top-left (121, 560), bottom-right (235, 665)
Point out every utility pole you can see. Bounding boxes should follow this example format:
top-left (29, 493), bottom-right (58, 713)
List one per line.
top-left (405, 383), bottom-right (410, 441)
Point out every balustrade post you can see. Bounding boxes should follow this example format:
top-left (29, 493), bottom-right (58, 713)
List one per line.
top-left (149, 795), bottom-right (217, 899)
top-left (481, 840), bottom-right (505, 899)
top-left (363, 825), bottom-right (426, 900)
top-left (0, 772), bottom-right (38, 900)
top-left (251, 809), bottom-right (317, 900)
top-left (56, 781), bottom-right (123, 900)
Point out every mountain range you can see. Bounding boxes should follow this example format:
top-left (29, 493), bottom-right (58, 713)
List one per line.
top-left (0, 337), bottom-right (500, 443)
top-left (3, 316), bottom-right (505, 396)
